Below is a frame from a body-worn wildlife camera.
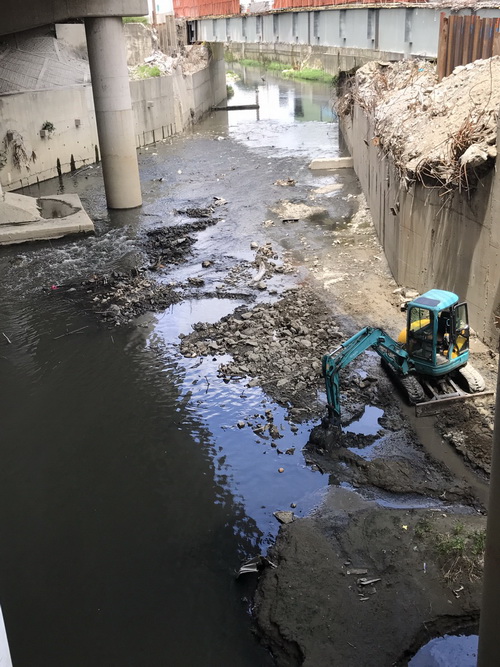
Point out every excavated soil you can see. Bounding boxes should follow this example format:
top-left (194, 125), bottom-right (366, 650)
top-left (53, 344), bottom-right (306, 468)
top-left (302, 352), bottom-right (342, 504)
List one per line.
top-left (339, 58), bottom-right (500, 190)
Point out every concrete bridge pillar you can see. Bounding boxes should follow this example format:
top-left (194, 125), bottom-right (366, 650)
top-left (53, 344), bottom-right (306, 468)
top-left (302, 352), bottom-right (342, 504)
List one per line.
top-left (85, 17), bottom-right (142, 209)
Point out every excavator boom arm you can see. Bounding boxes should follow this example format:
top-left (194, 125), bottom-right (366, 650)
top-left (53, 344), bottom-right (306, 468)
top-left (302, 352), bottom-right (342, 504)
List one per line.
top-left (322, 327), bottom-right (411, 423)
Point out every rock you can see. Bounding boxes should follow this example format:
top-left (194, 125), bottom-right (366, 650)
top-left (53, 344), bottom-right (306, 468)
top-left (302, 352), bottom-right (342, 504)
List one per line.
top-left (256, 281), bottom-right (267, 290)
top-left (460, 143), bottom-right (489, 168)
top-left (269, 425), bottom-right (281, 439)
top-left (402, 287), bottom-right (419, 299)
top-left (237, 421), bottom-right (245, 429)
top-left (201, 260), bottom-right (212, 268)
top-left (108, 304), bottom-right (121, 316)
top-left (274, 510), bottom-right (294, 523)
top-left (250, 241), bottom-right (259, 249)
top-left (188, 277), bottom-right (205, 287)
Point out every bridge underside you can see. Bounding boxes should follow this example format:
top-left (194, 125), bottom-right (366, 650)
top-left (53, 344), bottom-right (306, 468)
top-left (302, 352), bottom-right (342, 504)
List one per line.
top-left (0, 0), bottom-right (148, 37)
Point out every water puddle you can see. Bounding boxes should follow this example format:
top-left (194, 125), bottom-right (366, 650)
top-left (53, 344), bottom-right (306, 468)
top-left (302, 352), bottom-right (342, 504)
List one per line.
top-left (345, 405), bottom-right (384, 436)
top-left (154, 298), bottom-right (243, 339)
top-left (409, 634), bottom-right (478, 666)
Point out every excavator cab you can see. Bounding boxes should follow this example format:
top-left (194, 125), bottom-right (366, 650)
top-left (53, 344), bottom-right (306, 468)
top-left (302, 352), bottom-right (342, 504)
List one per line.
top-left (400, 289), bottom-right (470, 377)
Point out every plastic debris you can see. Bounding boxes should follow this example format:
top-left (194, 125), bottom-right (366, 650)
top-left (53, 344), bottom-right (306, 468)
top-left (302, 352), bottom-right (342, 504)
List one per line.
top-left (236, 555), bottom-right (277, 577)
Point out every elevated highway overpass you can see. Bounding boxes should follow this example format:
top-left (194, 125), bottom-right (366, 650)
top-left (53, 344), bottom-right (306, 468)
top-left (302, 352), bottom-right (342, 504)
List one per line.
top-left (0, 0), bottom-right (149, 208)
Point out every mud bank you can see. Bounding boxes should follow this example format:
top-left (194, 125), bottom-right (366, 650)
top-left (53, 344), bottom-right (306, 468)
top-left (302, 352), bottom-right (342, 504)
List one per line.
top-left (255, 494), bottom-right (483, 667)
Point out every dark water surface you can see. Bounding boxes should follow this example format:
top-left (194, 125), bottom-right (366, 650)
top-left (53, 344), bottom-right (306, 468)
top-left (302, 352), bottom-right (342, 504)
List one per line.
top-left (0, 71), bottom-right (341, 666)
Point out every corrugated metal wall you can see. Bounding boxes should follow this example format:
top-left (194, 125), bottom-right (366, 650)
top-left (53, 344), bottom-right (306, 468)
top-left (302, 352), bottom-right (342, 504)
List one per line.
top-left (173, 0), bottom-right (239, 18)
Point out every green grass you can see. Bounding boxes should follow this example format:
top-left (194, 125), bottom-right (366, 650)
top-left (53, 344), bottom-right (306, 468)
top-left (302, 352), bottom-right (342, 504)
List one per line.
top-left (435, 522), bottom-right (486, 582)
top-left (123, 16), bottom-right (149, 24)
top-left (227, 57), bottom-right (335, 84)
top-left (239, 58), bottom-right (262, 68)
top-left (226, 84), bottom-right (234, 99)
top-left (414, 517), bottom-right (486, 582)
top-left (136, 64), bottom-right (161, 78)
top-left (266, 61), bottom-right (286, 71)
top-left (282, 67), bottom-right (335, 84)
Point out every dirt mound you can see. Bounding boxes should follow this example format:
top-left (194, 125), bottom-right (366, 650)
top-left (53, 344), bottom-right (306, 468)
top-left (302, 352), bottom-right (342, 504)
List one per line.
top-left (341, 57), bottom-right (500, 190)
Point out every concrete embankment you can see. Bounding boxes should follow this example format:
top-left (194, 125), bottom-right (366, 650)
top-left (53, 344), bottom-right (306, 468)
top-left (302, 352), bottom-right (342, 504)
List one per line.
top-left (225, 42), bottom-right (402, 78)
top-left (0, 37), bottom-right (225, 192)
top-left (339, 59), bottom-right (500, 347)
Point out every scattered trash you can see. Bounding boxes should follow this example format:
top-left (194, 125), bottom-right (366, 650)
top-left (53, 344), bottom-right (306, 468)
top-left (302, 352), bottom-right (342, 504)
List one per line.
top-left (251, 261), bottom-right (266, 284)
top-left (274, 178), bottom-right (296, 187)
top-left (346, 568), bottom-right (368, 576)
top-left (236, 555), bottom-right (277, 577)
top-left (453, 585), bottom-right (464, 598)
top-left (358, 577), bottom-right (381, 586)
top-left (282, 218), bottom-right (299, 224)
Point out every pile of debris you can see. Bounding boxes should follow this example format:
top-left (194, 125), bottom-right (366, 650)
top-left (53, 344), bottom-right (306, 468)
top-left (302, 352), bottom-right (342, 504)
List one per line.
top-left (179, 285), bottom-right (346, 418)
top-left (340, 57), bottom-right (500, 191)
top-left (128, 44), bottom-right (210, 79)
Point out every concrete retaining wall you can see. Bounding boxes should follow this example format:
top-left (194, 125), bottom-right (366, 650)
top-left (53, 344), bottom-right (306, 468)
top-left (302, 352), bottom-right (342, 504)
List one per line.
top-left (226, 42), bottom-right (401, 76)
top-left (0, 44), bottom-right (225, 191)
top-left (340, 105), bottom-right (500, 346)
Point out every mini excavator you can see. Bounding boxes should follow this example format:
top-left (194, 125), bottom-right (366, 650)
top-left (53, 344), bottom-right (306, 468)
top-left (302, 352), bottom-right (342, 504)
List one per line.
top-left (323, 289), bottom-right (490, 421)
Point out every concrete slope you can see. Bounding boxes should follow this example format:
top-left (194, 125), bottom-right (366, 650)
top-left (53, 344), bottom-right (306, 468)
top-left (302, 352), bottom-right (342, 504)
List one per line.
top-left (0, 26), bottom-right (90, 94)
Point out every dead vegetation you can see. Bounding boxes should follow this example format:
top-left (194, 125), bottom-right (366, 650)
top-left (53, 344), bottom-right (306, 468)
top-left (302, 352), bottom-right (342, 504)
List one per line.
top-left (338, 57), bottom-right (500, 193)
top-left (415, 517), bottom-right (486, 582)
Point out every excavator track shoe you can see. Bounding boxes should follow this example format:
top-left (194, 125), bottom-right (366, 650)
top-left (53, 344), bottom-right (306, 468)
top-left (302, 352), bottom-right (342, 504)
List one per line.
top-left (457, 364), bottom-right (486, 393)
top-left (399, 374), bottom-right (426, 405)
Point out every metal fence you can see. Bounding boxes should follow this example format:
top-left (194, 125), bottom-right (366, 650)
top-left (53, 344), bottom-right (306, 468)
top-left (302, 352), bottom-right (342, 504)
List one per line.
top-left (437, 12), bottom-right (500, 81)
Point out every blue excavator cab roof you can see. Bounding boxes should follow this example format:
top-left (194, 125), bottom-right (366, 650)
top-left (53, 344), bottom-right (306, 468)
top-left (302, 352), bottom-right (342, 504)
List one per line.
top-left (407, 289), bottom-right (459, 313)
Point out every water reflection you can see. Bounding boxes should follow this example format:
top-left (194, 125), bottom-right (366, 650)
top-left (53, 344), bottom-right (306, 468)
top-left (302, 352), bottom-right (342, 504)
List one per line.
top-left (229, 63), bottom-right (336, 124)
top-left (0, 69), bottom-right (341, 666)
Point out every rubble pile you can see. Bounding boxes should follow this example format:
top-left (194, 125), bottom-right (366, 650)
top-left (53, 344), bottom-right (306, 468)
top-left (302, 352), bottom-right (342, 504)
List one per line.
top-left (179, 286), bottom-right (346, 417)
top-left (341, 57), bottom-right (500, 190)
top-left (128, 44), bottom-right (210, 79)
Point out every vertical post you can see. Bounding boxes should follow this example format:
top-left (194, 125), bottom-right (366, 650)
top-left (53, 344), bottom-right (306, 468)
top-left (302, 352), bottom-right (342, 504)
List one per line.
top-left (85, 17), bottom-right (142, 210)
top-left (437, 13), bottom-right (449, 82)
top-left (478, 334), bottom-right (500, 665)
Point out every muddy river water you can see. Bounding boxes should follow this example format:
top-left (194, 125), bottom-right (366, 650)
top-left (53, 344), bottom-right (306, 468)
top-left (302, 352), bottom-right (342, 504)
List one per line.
top-left (0, 69), bottom-right (351, 666)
